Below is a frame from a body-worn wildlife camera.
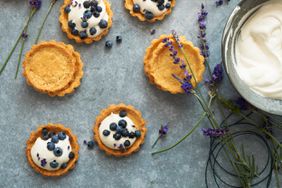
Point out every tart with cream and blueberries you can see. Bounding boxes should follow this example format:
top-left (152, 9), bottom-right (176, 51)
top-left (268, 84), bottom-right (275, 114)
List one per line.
top-left (124, 0), bottom-right (175, 22)
top-left (93, 104), bottom-right (147, 157)
top-left (26, 123), bottom-right (79, 176)
top-left (144, 34), bottom-right (205, 94)
top-left (23, 41), bottom-right (84, 97)
top-left (60, 0), bottom-right (113, 44)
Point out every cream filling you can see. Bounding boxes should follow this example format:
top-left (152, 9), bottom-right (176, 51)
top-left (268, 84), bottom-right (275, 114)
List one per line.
top-left (133, 0), bottom-right (170, 16)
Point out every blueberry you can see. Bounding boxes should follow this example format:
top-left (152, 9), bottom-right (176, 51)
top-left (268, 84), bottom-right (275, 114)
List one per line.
top-left (133, 4), bottom-right (140, 12)
top-left (48, 132), bottom-right (55, 138)
top-left (87, 141), bottom-right (95, 149)
top-left (42, 128), bottom-right (48, 136)
top-left (158, 4), bottom-right (165, 11)
top-left (110, 123), bottom-right (117, 131)
top-left (50, 160), bottom-right (59, 168)
top-left (116, 126), bottom-right (123, 134)
top-left (121, 129), bottom-right (129, 137)
top-left (61, 163), bottom-right (67, 169)
top-left (79, 31), bottom-right (88, 39)
top-left (84, 10), bottom-right (92, 19)
top-left (69, 152), bottom-right (75, 159)
top-left (81, 21), bottom-right (89, 28)
top-left (99, 19), bottom-right (108, 29)
top-left (68, 21), bottom-right (76, 29)
top-left (58, 132), bottom-right (66, 140)
top-left (105, 40), bottom-right (113, 48)
top-left (93, 12), bottom-right (100, 18)
top-left (42, 134), bottom-right (49, 141)
top-left (165, 3), bottom-right (171, 9)
top-left (53, 147), bottom-right (63, 157)
top-left (90, 1), bottom-right (98, 7)
top-left (103, 130), bottom-right (110, 136)
top-left (158, 0), bottom-right (165, 4)
top-left (64, 6), bottom-right (71, 14)
top-left (47, 142), bottom-right (55, 151)
top-left (90, 7), bottom-right (96, 12)
top-left (118, 120), bottom-right (127, 128)
top-left (129, 132), bottom-right (135, 138)
top-left (113, 133), bottom-right (121, 140)
top-left (135, 130), bottom-right (141, 138)
top-left (83, 1), bottom-right (91, 8)
top-left (51, 135), bottom-right (59, 143)
top-left (96, 6), bottom-right (102, 12)
top-left (89, 27), bottom-right (97, 35)
top-left (145, 11), bottom-right (154, 20)
top-left (71, 29), bottom-right (79, 36)
top-left (119, 110), bottom-right (126, 117)
top-left (124, 140), bottom-right (131, 147)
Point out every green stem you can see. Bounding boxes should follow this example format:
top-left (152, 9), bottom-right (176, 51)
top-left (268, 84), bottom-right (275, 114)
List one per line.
top-left (14, 38), bottom-right (26, 79)
top-left (152, 112), bottom-right (207, 155)
top-left (151, 135), bottom-right (161, 149)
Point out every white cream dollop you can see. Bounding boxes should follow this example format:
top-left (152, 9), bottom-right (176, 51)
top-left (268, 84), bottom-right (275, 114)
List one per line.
top-left (99, 113), bottom-right (137, 150)
top-left (235, 0), bottom-right (282, 100)
top-left (31, 136), bottom-right (72, 171)
top-left (133, 0), bottom-right (170, 16)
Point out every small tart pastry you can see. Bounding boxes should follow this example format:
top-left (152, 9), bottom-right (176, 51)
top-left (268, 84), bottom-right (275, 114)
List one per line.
top-left (23, 41), bottom-right (84, 97)
top-left (144, 34), bottom-right (205, 94)
top-left (125, 0), bottom-right (175, 22)
top-left (60, 0), bottom-right (113, 44)
top-left (93, 104), bottom-right (147, 157)
top-left (26, 123), bottom-right (79, 177)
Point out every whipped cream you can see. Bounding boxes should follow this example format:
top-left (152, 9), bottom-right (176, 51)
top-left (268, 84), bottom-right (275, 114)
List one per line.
top-left (99, 112), bottom-right (139, 150)
top-left (235, 0), bottom-right (282, 100)
top-left (133, 0), bottom-right (171, 17)
top-left (31, 135), bottom-right (72, 171)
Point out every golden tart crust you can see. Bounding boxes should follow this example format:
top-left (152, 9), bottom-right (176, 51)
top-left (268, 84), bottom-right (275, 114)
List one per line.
top-left (23, 41), bottom-right (84, 97)
top-left (26, 123), bottom-right (79, 177)
top-left (124, 0), bottom-right (176, 23)
top-left (93, 104), bottom-right (147, 157)
top-left (144, 34), bottom-right (205, 94)
top-left (59, 0), bottom-right (113, 44)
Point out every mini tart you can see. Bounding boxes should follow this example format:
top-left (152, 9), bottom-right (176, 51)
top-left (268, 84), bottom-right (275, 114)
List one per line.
top-left (23, 41), bottom-right (84, 97)
top-left (26, 123), bottom-right (79, 177)
top-left (93, 104), bottom-right (147, 157)
top-left (144, 34), bottom-right (205, 94)
top-left (124, 0), bottom-right (176, 23)
top-left (60, 0), bottom-right (113, 44)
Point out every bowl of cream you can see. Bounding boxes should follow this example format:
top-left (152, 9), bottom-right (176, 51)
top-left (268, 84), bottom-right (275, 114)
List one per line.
top-left (222, 0), bottom-right (282, 115)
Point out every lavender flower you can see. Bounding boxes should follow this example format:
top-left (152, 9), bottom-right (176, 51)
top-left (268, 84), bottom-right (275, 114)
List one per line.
top-left (234, 97), bottom-right (250, 111)
top-left (202, 128), bottom-right (228, 138)
top-left (152, 123), bottom-right (169, 148)
top-left (215, 0), bottom-right (224, 6)
top-left (40, 159), bottom-right (47, 167)
top-left (29, 0), bottom-right (42, 10)
top-left (198, 4), bottom-right (209, 59)
top-left (21, 32), bottom-right (28, 40)
top-left (211, 64), bottom-right (223, 83)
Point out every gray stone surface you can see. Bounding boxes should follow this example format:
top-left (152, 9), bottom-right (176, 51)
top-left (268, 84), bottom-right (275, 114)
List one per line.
top-left (0, 0), bottom-right (280, 187)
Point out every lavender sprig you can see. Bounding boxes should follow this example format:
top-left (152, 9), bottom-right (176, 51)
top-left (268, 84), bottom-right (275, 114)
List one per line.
top-left (152, 124), bottom-right (169, 149)
top-left (202, 127), bottom-right (228, 138)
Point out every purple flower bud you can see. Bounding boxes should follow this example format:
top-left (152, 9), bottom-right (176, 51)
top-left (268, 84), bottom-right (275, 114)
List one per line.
top-left (29, 0), bottom-right (42, 10)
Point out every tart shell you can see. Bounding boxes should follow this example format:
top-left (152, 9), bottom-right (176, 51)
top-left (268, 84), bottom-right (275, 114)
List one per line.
top-left (124, 0), bottom-right (176, 23)
top-left (144, 34), bottom-right (205, 94)
top-left (93, 104), bottom-right (147, 157)
top-left (59, 0), bottom-right (113, 44)
top-left (26, 123), bottom-right (79, 177)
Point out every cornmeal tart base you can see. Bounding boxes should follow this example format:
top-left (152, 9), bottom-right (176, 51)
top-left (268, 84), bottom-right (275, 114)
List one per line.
top-left (94, 104), bottom-right (147, 157)
top-left (124, 0), bottom-right (176, 23)
top-left (26, 123), bottom-right (79, 177)
top-left (59, 0), bottom-right (113, 44)
top-left (144, 34), bottom-right (205, 94)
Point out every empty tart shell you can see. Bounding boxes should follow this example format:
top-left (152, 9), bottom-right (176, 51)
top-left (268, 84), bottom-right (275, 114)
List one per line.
top-left (144, 34), bottom-right (205, 94)
top-left (93, 104), bottom-right (147, 157)
top-left (26, 123), bottom-right (79, 177)
top-left (23, 41), bottom-right (84, 97)
top-left (59, 0), bottom-right (113, 44)
top-left (124, 0), bottom-right (176, 23)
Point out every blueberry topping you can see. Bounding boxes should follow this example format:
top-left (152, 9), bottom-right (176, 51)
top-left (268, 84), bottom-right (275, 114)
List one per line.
top-left (96, 6), bottom-right (102, 12)
top-left (64, 6), bottom-right (71, 14)
top-left (133, 4), bottom-right (140, 13)
top-left (113, 133), bottom-right (121, 140)
top-left (42, 134), bottom-right (49, 141)
top-left (84, 10), bottom-right (92, 19)
top-left (61, 163), bottom-right (67, 169)
top-left (110, 123), bottom-right (117, 131)
top-left (42, 128), bottom-right (48, 136)
top-left (105, 41), bottom-right (113, 48)
top-left (58, 132), bottom-right (66, 140)
top-left (158, 4), bottom-right (165, 11)
top-left (165, 3), bottom-right (171, 9)
top-left (103, 130), bottom-right (110, 136)
top-left (158, 0), bottom-right (165, 4)
top-left (121, 129), bottom-right (129, 137)
top-left (69, 152), bottom-right (75, 159)
top-left (87, 140), bottom-right (95, 149)
top-left (53, 147), bottom-right (63, 157)
top-left (135, 130), bottom-right (141, 138)
top-left (93, 12), bottom-right (100, 18)
top-left (51, 135), bottom-right (59, 143)
top-left (145, 11), bottom-right (154, 20)
top-left (116, 126), bottom-right (123, 134)
top-left (50, 160), bottom-right (59, 168)
top-left (90, 1), bottom-right (98, 7)
top-left (124, 140), bottom-right (131, 147)
top-left (47, 142), bottom-right (55, 151)
top-left (90, 27), bottom-right (97, 35)
top-left (119, 110), bottom-right (127, 117)
top-left (79, 31), bottom-right (88, 39)
top-left (71, 29), bottom-right (79, 36)
top-left (118, 120), bottom-right (127, 128)
top-left (68, 21), bottom-right (76, 29)
top-left (99, 19), bottom-right (108, 29)
top-left (81, 21), bottom-right (89, 28)
top-left (83, 1), bottom-right (90, 8)
top-left (48, 132), bottom-right (55, 139)
top-left (129, 132), bottom-right (135, 138)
